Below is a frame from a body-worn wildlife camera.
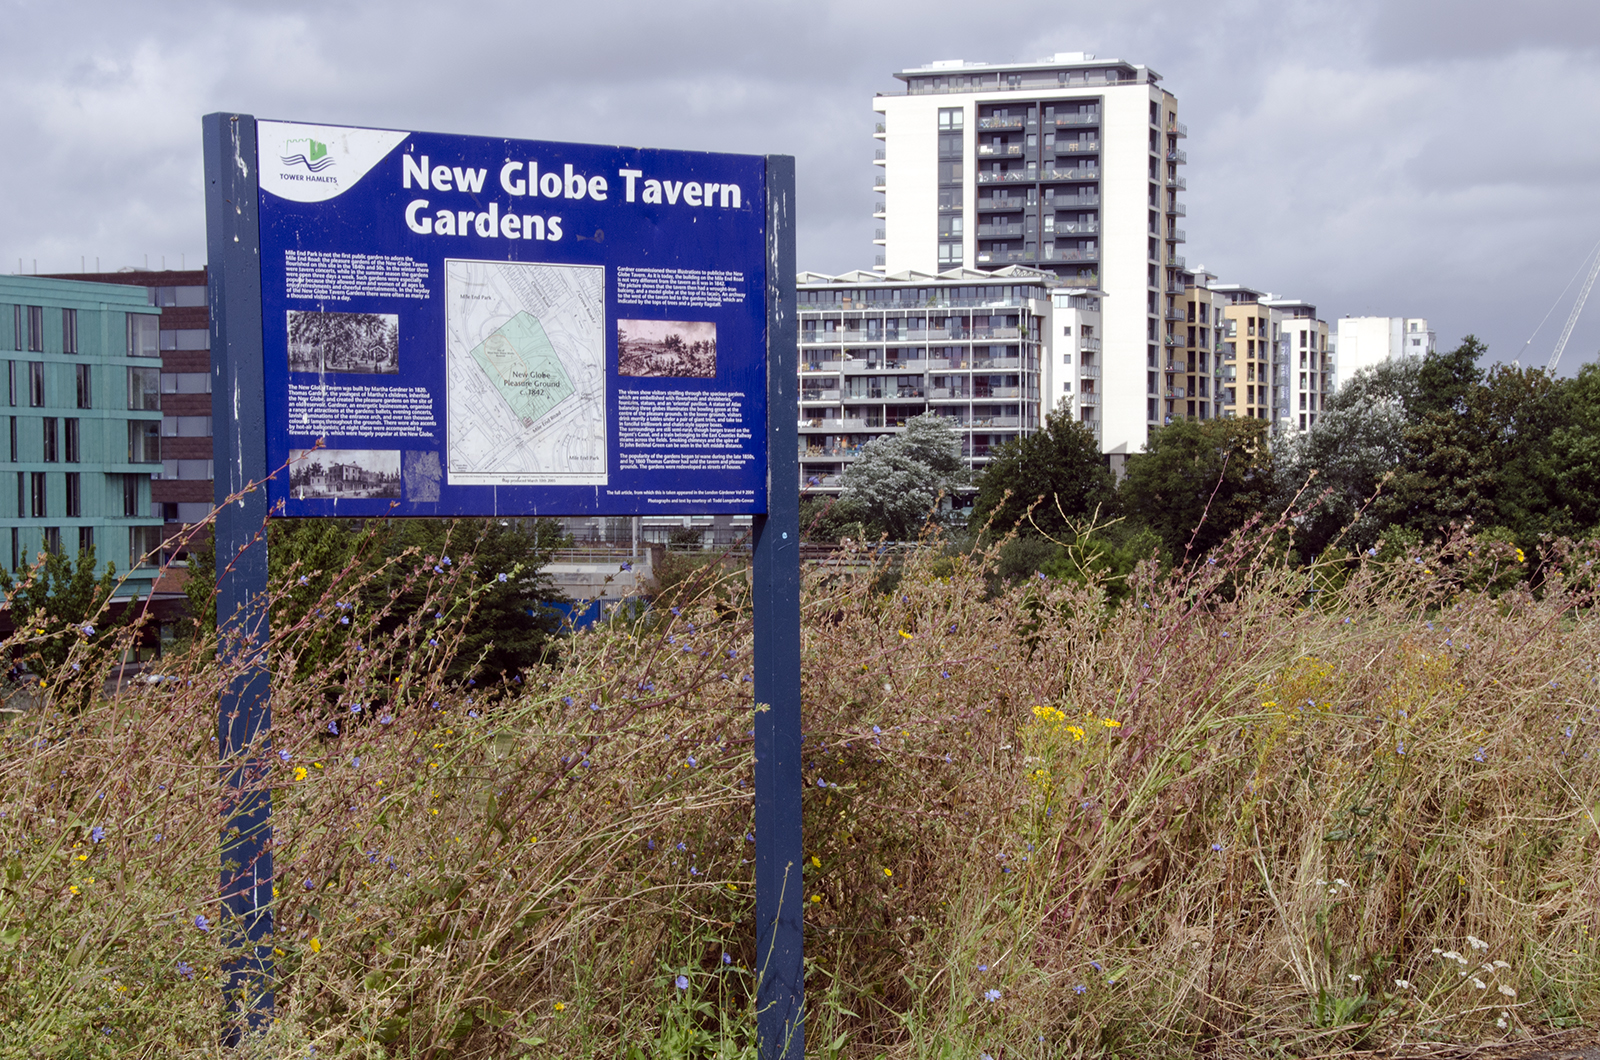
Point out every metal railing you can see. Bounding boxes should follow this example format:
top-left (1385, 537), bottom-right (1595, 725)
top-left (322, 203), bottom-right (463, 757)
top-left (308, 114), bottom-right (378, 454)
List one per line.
top-left (1167, 176), bottom-right (1186, 190)
top-left (1166, 149), bottom-right (1187, 164)
top-left (1078, 338), bottom-right (1102, 352)
top-left (976, 196), bottom-right (1027, 211)
top-left (1041, 166), bottom-right (1099, 181)
top-left (977, 116), bottom-right (1024, 130)
top-left (976, 223), bottom-right (1023, 237)
top-left (1054, 113), bottom-right (1100, 126)
top-left (1055, 221), bottom-right (1098, 234)
top-left (1168, 227), bottom-right (1186, 243)
top-left (1167, 201), bottom-right (1186, 216)
top-left (976, 143), bottom-right (1023, 157)
top-left (1167, 118), bottom-right (1188, 137)
top-left (1079, 364), bottom-right (1101, 379)
top-left (874, 149), bottom-right (885, 161)
top-left (1078, 392), bottom-right (1101, 406)
top-left (1053, 140), bottom-right (1099, 154)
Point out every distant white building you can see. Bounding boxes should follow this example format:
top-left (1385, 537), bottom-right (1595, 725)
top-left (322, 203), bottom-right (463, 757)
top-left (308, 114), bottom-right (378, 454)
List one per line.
top-left (1332, 317), bottom-right (1434, 383)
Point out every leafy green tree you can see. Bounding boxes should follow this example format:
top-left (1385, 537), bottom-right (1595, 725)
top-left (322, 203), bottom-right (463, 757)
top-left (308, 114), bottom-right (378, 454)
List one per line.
top-left (1413, 334), bottom-right (1487, 418)
top-left (1543, 361), bottom-right (1600, 535)
top-left (0, 546), bottom-right (126, 689)
top-left (1118, 417), bottom-right (1276, 560)
top-left (969, 408), bottom-right (1114, 538)
top-left (833, 414), bottom-right (966, 541)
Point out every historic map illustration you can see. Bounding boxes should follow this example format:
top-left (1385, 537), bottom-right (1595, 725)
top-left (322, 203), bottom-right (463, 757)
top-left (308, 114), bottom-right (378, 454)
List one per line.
top-left (444, 259), bottom-right (606, 485)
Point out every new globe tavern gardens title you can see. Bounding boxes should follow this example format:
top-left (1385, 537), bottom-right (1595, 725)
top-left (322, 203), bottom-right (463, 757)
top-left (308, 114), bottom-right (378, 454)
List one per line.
top-left (400, 154), bottom-right (746, 241)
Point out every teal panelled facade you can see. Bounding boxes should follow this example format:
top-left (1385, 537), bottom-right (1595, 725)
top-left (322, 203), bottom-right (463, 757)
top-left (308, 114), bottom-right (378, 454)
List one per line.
top-left (0, 276), bottom-right (166, 599)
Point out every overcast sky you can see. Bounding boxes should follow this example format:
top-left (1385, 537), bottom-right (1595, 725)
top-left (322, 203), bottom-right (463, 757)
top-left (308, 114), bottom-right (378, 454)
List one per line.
top-left (5, 0), bottom-right (1600, 372)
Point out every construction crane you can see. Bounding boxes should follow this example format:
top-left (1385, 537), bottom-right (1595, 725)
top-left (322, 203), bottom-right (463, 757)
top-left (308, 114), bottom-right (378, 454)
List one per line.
top-left (1549, 245), bottom-right (1600, 373)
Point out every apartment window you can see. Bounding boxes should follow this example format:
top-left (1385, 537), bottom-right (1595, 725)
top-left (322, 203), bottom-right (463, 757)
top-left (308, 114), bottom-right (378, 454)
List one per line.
top-left (5, 361), bottom-right (12, 406)
top-left (10, 306), bottom-right (18, 351)
top-left (130, 525), bottom-right (163, 568)
top-left (150, 285), bottom-right (207, 307)
top-left (30, 472), bottom-right (46, 517)
top-left (78, 526), bottom-right (94, 554)
top-left (123, 474), bottom-right (142, 517)
top-left (64, 418), bottom-right (79, 463)
top-left (937, 107), bottom-right (964, 131)
top-left (27, 307), bottom-right (43, 352)
top-left (126, 313), bottom-right (159, 358)
top-left (76, 364), bottom-right (91, 408)
top-left (13, 473), bottom-right (21, 520)
top-left (61, 308), bottom-right (77, 354)
top-left (41, 417), bottom-right (57, 462)
top-left (9, 528), bottom-right (15, 572)
top-left (938, 244), bottom-right (960, 266)
top-left (43, 527), bottom-right (61, 555)
top-left (159, 328), bottom-right (209, 351)
top-left (65, 472), bottom-right (80, 518)
top-left (127, 367), bottom-right (161, 411)
top-left (160, 371), bottom-right (211, 394)
top-left (128, 420), bottom-right (160, 463)
top-left (28, 362), bottom-right (44, 406)
top-left (161, 415), bottom-right (212, 437)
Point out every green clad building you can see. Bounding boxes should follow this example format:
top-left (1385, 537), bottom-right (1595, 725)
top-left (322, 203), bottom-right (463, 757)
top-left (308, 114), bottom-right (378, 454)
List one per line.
top-left (0, 276), bottom-right (166, 600)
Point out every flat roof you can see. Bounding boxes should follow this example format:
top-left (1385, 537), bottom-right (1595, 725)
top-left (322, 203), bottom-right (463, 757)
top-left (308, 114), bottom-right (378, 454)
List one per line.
top-left (894, 54), bottom-right (1158, 83)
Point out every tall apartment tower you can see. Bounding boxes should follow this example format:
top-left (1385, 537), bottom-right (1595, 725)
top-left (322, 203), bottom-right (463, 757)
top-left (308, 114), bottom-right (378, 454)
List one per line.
top-left (874, 53), bottom-right (1186, 465)
top-left (1262, 298), bottom-right (1331, 432)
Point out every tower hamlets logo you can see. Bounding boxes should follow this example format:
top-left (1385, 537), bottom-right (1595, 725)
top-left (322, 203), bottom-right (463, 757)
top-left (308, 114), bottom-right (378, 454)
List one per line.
top-left (280, 137), bottom-right (335, 173)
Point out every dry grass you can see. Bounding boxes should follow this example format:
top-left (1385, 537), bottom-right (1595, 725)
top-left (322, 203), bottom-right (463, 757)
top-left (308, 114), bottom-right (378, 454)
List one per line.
top-left (1, 523), bottom-right (1598, 1058)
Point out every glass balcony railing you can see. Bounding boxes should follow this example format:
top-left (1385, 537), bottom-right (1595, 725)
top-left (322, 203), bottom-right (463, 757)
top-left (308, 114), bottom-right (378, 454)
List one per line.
top-left (976, 143), bottom-right (1024, 157)
top-left (977, 116), bottom-right (1024, 130)
top-left (1054, 113), bottom-right (1100, 127)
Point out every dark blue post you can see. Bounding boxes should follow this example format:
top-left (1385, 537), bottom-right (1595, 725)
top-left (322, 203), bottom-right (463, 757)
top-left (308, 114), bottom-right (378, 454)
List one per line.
top-left (751, 156), bottom-right (802, 1060)
top-left (203, 111), bottom-right (274, 1037)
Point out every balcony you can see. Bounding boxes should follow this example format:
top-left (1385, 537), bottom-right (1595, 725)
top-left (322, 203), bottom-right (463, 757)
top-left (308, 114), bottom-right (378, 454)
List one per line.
top-left (874, 149), bottom-right (885, 162)
top-left (801, 389), bottom-right (841, 403)
top-left (971, 415), bottom-right (1020, 428)
top-left (972, 358), bottom-right (1021, 371)
top-left (1055, 220), bottom-right (1098, 235)
top-left (873, 176), bottom-right (886, 192)
top-left (977, 195), bottom-right (1027, 212)
top-left (802, 360), bottom-right (843, 373)
top-left (1054, 112), bottom-right (1100, 127)
top-left (1051, 192), bottom-right (1100, 208)
top-left (1167, 176), bottom-right (1186, 190)
top-left (1167, 200), bottom-right (1186, 216)
top-left (1041, 166), bottom-right (1099, 181)
top-left (1166, 149), bottom-right (1188, 164)
top-left (1043, 246), bottom-right (1098, 262)
top-left (976, 222), bottom-right (1023, 238)
top-left (977, 116), bottom-right (1024, 130)
top-left (1167, 118), bottom-right (1188, 137)
top-left (873, 202), bottom-right (886, 218)
top-left (1165, 308), bottom-right (1187, 321)
top-left (875, 254), bottom-right (886, 267)
top-left (1165, 360), bottom-right (1192, 373)
top-left (874, 122), bottom-right (886, 136)
top-left (976, 249), bottom-right (1034, 264)
top-left (1163, 335), bottom-right (1183, 347)
top-left (970, 326), bottom-right (1020, 340)
top-left (1053, 140), bottom-right (1099, 154)
top-left (1169, 255), bottom-right (1186, 269)
top-left (873, 228), bottom-right (885, 244)
top-left (1078, 392), bottom-right (1101, 406)
top-left (1078, 364), bottom-right (1101, 379)
top-left (1078, 338), bottom-right (1101, 352)
top-left (798, 417), bottom-right (841, 430)
top-left (1167, 227), bottom-right (1186, 243)
top-left (976, 170), bottom-right (1033, 185)
top-left (929, 388), bottom-right (970, 401)
top-left (977, 143), bottom-right (1024, 158)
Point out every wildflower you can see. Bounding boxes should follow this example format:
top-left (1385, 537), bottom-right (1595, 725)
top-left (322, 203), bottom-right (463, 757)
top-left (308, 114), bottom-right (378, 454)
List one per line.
top-left (1474, 747), bottom-right (1486, 763)
top-left (1348, 974), bottom-right (1362, 983)
top-left (177, 961), bottom-right (195, 980)
top-left (81, 624), bottom-right (94, 636)
top-left (1394, 979), bottom-right (1410, 989)
top-left (677, 842), bottom-right (687, 852)
top-left (339, 616), bottom-right (349, 625)
top-left (309, 937), bottom-right (321, 954)
top-left (1499, 984), bottom-right (1516, 997)
top-left (1467, 935), bottom-right (1488, 950)
top-left (294, 767), bottom-right (307, 781)
top-left (1211, 843), bottom-right (1223, 853)
top-left (328, 720), bottom-right (339, 735)
top-left (1497, 1014), bottom-right (1508, 1030)
top-left (194, 915), bottom-right (210, 932)
top-left (554, 1001), bottom-right (566, 1011)
top-left (279, 749), bottom-right (292, 763)
top-left (1073, 983), bottom-right (1086, 994)
top-left (977, 964), bottom-right (988, 972)
top-left (1492, 960), bottom-right (1510, 969)
top-left (497, 573), bottom-right (508, 582)
top-left (984, 989), bottom-right (1002, 1002)
top-left (883, 868), bottom-right (893, 878)
top-left (810, 895), bottom-right (821, 903)
top-left (378, 714), bottom-right (394, 725)
top-left (1471, 978), bottom-right (1486, 989)
top-left (675, 975), bottom-right (689, 991)
top-left (442, 555), bottom-right (451, 565)
top-left (91, 825), bottom-right (105, 843)
top-left (1102, 718), bottom-right (1121, 728)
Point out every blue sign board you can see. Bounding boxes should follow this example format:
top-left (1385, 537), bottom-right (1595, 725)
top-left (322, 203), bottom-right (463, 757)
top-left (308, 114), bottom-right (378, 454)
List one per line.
top-left (254, 120), bottom-right (769, 517)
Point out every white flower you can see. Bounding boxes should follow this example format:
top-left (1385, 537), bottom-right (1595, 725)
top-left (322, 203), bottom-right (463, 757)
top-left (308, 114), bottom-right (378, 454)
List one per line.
top-left (1467, 935), bottom-right (1488, 950)
top-left (1498, 984), bottom-right (1516, 998)
top-left (1394, 979), bottom-right (1410, 989)
top-left (1348, 974), bottom-right (1362, 983)
top-left (1496, 1017), bottom-right (1508, 1030)
top-left (1492, 960), bottom-right (1510, 969)
top-left (1472, 978), bottom-right (1487, 990)
top-left (1439, 950), bottom-right (1461, 961)
top-left (1432, 947), bottom-right (1442, 954)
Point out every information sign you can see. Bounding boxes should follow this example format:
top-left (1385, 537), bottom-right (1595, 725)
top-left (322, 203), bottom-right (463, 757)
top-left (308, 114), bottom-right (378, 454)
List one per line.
top-left (254, 120), bottom-right (770, 516)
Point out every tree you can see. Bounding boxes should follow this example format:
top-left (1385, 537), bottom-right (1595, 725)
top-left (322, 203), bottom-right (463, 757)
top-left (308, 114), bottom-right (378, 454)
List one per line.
top-left (0, 545), bottom-right (127, 698)
top-left (1543, 361), bottom-right (1600, 535)
top-left (833, 414), bottom-right (965, 541)
top-left (969, 408), bottom-right (1114, 538)
top-left (1271, 356), bottom-right (1420, 557)
top-left (1118, 417), bottom-right (1276, 560)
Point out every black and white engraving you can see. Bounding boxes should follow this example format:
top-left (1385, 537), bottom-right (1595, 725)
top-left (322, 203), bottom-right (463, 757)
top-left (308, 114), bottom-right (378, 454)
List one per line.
top-left (617, 319), bottom-right (716, 378)
top-left (287, 310), bottom-right (400, 374)
top-left (289, 448), bottom-right (402, 499)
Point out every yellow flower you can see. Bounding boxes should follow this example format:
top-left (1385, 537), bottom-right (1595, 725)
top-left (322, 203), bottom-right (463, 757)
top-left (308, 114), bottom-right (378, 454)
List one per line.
top-left (882, 868), bottom-right (893, 878)
top-left (294, 767), bottom-right (307, 782)
top-left (1102, 718), bottom-right (1122, 728)
top-left (897, 629), bottom-right (912, 640)
top-left (1066, 725), bottom-right (1086, 742)
top-left (810, 894), bottom-right (821, 903)
top-left (76, 854), bottom-right (88, 862)
top-left (69, 885), bottom-right (80, 896)
top-left (529, 836), bottom-right (538, 844)
top-left (554, 1001), bottom-right (566, 1012)
top-left (309, 937), bottom-right (321, 954)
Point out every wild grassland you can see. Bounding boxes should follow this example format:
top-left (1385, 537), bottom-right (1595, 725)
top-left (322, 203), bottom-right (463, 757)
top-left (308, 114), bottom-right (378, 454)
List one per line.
top-left (1, 527), bottom-right (1597, 1058)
